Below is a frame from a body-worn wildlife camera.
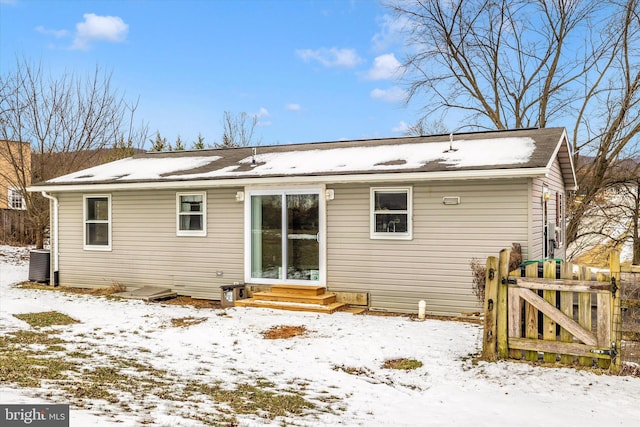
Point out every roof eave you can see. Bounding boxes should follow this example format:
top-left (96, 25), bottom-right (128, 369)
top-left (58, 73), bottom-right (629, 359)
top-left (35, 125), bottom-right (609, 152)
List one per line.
top-left (546, 128), bottom-right (578, 190)
top-left (28, 167), bottom-right (550, 193)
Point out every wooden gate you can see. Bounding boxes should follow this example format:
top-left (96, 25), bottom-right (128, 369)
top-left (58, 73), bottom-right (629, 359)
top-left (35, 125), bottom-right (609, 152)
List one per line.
top-left (482, 249), bottom-right (622, 372)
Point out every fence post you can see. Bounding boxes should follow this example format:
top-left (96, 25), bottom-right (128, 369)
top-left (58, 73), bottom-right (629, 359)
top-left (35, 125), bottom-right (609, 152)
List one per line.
top-left (482, 256), bottom-right (499, 361)
top-left (497, 248), bottom-right (511, 359)
top-left (610, 249), bottom-right (622, 374)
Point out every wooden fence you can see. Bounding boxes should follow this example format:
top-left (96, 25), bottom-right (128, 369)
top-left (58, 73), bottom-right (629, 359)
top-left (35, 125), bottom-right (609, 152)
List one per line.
top-left (0, 208), bottom-right (36, 244)
top-left (482, 249), bottom-right (622, 372)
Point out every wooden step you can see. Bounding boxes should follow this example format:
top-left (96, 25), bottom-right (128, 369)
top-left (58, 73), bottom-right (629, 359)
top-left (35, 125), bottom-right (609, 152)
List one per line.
top-left (269, 284), bottom-right (325, 296)
top-left (252, 291), bottom-right (337, 305)
top-left (233, 298), bottom-right (347, 314)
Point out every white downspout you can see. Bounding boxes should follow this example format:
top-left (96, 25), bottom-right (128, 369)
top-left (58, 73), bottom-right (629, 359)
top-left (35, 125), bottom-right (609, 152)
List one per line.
top-left (41, 191), bottom-right (59, 286)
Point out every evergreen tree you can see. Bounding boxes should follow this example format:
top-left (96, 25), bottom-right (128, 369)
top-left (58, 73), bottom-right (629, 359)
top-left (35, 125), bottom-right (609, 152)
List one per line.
top-left (174, 135), bottom-right (185, 151)
top-left (149, 131), bottom-right (170, 152)
top-left (192, 133), bottom-right (206, 150)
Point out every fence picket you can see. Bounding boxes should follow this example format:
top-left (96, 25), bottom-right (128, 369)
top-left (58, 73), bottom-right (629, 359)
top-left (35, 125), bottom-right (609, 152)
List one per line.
top-left (559, 261), bottom-right (575, 365)
top-left (524, 263), bottom-right (539, 361)
top-left (542, 261), bottom-right (557, 363)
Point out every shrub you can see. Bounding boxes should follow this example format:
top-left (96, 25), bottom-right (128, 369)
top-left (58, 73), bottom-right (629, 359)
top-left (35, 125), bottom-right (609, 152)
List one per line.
top-left (469, 258), bottom-right (486, 304)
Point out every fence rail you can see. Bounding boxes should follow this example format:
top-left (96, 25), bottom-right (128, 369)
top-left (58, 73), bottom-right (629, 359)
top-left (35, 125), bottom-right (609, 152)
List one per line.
top-left (482, 249), bottom-right (622, 372)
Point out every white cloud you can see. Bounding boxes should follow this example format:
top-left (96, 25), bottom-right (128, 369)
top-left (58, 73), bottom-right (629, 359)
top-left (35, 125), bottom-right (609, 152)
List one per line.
top-left (296, 47), bottom-right (362, 68)
top-left (71, 13), bottom-right (128, 50)
top-left (370, 86), bottom-right (407, 103)
top-left (286, 103), bottom-right (302, 111)
top-left (392, 121), bottom-right (410, 133)
top-left (372, 14), bottom-right (408, 52)
top-left (35, 25), bottom-right (69, 38)
top-left (254, 107), bottom-right (271, 126)
top-left (254, 107), bottom-right (269, 118)
top-left (366, 53), bottom-right (402, 80)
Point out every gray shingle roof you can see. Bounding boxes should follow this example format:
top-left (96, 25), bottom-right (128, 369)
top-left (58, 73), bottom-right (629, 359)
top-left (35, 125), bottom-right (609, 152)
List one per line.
top-left (31, 127), bottom-right (576, 190)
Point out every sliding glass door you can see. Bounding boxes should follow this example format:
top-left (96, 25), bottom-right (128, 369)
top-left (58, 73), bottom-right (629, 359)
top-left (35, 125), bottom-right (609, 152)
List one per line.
top-left (248, 189), bottom-right (322, 284)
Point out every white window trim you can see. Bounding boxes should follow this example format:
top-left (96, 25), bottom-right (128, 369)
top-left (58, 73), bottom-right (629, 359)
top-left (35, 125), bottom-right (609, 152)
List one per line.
top-left (83, 194), bottom-right (112, 251)
top-left (243, 186), bottom-right (326, 286)
top-left (176, 192), bottom-right (207, 237)
top-left (370, 186), bottom-right (413, 240)
top-left (7, 187), bottom-right (26, 210)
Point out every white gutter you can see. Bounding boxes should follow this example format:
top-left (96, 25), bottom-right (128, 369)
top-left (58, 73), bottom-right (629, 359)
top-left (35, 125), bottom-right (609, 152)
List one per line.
top-left (40, 191), bottom-right (59, 286)
top-left (28, 167), bottom-right (551, 193)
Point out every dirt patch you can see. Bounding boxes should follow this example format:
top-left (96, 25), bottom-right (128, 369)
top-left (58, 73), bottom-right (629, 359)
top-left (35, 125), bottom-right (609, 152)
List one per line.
top-left (169, 317), bottom-right (208, 328)
top-left (262, 325), bottom-right (308, 340)
top-left (17, 282), bottom-right (125, 296)
top-left (160, 296), bottom-right (221, 309)
top-left (382, 358), bottom-right (423, 371)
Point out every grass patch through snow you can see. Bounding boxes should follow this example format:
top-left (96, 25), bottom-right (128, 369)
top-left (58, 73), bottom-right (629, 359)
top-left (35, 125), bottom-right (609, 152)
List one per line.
top-left (13, 311), bottom-right (79, 328)
top-left (0, 326), bottom-right (333, 424)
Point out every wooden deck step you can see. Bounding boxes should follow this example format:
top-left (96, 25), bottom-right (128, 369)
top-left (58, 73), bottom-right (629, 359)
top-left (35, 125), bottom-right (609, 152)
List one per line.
top-left (269, 284), bottom-right (326, 296)
top-left (252, 291), bottom-right (337, 305)
top-left (233, 298), bottom-right (347, 314)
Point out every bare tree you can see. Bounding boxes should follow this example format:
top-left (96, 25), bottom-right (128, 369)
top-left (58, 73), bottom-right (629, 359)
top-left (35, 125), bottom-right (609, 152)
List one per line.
top-left (576, 160), bottom-right (640, 264)
top-left (405, 117), bottom-right (450, 136)
top-left (0, 58), bottom-right (147, 247)
top-left (388, 0), bottom-right (640, 254)
top-left (217, 111), bottom-right (261, 148)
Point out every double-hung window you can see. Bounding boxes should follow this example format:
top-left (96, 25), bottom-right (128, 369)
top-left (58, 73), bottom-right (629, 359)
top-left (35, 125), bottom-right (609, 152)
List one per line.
top-left (84, 195), bottom-right (111, 250)
top-left (8, 188), bottom-right (25, 210)
top-left (177, 192), bottom-right (206, 236)
top-left (370, 187), bottom-right (412, 240)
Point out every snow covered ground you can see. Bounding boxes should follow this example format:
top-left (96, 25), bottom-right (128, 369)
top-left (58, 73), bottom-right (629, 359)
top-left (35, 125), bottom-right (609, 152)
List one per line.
top-left (1, 245), bottom-right (639, 426)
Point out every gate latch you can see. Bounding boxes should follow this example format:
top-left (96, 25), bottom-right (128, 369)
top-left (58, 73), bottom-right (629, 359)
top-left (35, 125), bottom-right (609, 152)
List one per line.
top-left (501, 277), bottom-right (517, 285)
top-left (611, 277), bottom-right (618, 298)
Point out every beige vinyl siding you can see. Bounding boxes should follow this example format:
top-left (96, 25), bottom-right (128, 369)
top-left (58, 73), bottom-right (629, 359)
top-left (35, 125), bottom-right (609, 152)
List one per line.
top-left (547, 158), bottom-right (566, 259)
top-left (326, 179), bottom-right (530, 315)
top-left (56, 188), bottom-right (243, 298)
top-left (531, 158), bottom-right (566, 260)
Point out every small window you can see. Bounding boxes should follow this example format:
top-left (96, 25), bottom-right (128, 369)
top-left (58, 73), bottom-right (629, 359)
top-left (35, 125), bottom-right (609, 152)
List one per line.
top-left (370, 187), bottom-right (412, 240)
top-left (8, 188), bottom-right (25, 210)
top-left (84, 195), bottom-right (111, 250)
top-left (177, 192), bottom-right (206, 236)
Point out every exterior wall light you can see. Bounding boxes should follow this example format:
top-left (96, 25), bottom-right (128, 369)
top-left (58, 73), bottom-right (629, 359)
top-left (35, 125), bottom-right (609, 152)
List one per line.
top-left (442, 196), bottom-right (460, 205)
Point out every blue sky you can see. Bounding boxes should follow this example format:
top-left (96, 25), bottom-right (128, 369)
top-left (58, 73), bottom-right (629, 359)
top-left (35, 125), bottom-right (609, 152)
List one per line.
top-left (0, 0), bottom-right (426, 149)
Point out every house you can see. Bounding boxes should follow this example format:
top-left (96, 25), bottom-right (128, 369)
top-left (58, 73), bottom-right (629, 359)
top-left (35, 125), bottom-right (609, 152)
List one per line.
top-left (0, 140), bottom-right (31, 210)
top-left (28, 127), bottom-right (577, 315)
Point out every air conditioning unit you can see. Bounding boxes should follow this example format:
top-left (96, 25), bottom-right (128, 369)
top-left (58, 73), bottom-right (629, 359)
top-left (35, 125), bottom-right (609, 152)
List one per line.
top-left (28, 249), bottom-right (50, 283)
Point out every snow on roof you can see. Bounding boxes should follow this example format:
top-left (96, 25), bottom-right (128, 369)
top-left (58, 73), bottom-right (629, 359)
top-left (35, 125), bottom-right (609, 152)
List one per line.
top-left (170, 137), bottom-right (535, 180)
top-left (47, 136), bottom-right (536, 184)
top-left (48, 156), bottom-right (219, 183)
